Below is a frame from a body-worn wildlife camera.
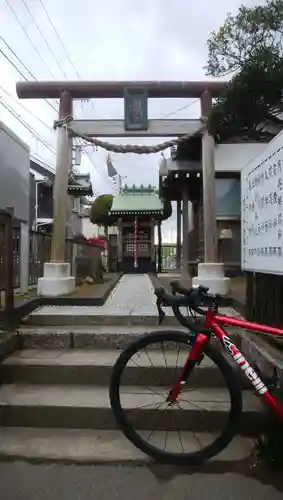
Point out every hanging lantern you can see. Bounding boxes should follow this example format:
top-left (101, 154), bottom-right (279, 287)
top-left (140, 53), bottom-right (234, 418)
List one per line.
top-left (133, 216), bottom-right (138, 268)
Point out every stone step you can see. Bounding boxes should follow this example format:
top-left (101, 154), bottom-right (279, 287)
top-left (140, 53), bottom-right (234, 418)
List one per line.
top-left (0, 427), bottom-right (254, 464)
top-left (0, 384), bottom-right (266, 433)
top-left (1, 348), bottom-right (249, 388)
top-left (18, 325), bottom-right (241, 350)
top-left (24, 305), bottom-right (238, 327)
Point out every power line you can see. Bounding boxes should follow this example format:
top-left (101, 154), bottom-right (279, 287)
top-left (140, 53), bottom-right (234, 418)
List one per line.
top-left (1, 43), bottom-right (103, 194)
top-left (1, 86), bottom-right (107, 191)
top-left (37, 0), bottom-right (81, 80)
top-left (160, 98), bottom-right (200, 119)
top-left (30, 153), bottom-right (55, 172)
top-left (2, 34), bottom-right (108, 192)
top-left (19, 0), bottom-right (108, 189)
top-left (0, 97), bottom-right (101, 195)
top-left (0, 38), bottom-right (36, 80)
top-left (0, 37), bottom-right (58, 113)
top-left (0, 98), bottom-right (56, 155)
top-left (4, 0), bottom-right (57, 79)
top-left (1, 42), bottom-right (109, 189)
top-left (0, 85), bottom-right (54, 131)
top-left (37, 0), bottom-right (96, 112)
top-left (21, 0), bottom-right (69, 79)
top-left (18, 0), bottom-right (110, 189)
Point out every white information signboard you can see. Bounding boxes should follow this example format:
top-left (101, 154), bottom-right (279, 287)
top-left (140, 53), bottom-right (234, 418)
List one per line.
top-left (241, 130), bottom-right (283, 275)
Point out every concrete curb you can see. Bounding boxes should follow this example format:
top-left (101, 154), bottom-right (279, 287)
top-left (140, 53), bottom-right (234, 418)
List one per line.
top-left (240, 330), bottom-right (283, 396)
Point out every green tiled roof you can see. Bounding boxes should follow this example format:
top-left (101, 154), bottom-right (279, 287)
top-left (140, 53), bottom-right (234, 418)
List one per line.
top-left (110, 184), bottom-right (163, 214)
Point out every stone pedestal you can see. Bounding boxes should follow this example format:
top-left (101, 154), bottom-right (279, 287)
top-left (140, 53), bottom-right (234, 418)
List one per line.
top-left (37, 263), bottom-right (75, 297)
top-left (192, 263), bottom-right (230, 296)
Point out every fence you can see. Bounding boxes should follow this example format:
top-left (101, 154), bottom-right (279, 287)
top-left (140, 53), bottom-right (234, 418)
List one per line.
top-left (0, 208), bottom-right (104, 315)
top-left (155, 244), bottom-right (177, 272)
top-left (29, 231), bottom-right (52, 285)
top-left (246, 272), bottom-right (283, 328)
top-left (0, 209), bottom-right (14, 314)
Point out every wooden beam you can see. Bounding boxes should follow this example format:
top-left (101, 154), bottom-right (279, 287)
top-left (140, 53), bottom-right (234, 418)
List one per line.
top-left (16, 80), bottom-right (228, 100)
top-left (69, 119), bottom-right (203, 137)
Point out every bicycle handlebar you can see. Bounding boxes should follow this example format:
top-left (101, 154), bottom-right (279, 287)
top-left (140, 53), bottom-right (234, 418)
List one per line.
top-left (170, 280), bottom-right (192, 296)
top-left (154, 283), bottom-right (223, 328)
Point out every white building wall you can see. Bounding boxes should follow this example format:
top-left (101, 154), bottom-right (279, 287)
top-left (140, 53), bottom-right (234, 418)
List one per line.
top-left (215, 143), bottom-right (267, 173)
top-left (82, 218), bottom-right (118, 238)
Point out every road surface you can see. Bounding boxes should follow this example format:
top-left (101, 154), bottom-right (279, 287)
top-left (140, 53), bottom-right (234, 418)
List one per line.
top-left (0, 462), bottom-right (282, 500)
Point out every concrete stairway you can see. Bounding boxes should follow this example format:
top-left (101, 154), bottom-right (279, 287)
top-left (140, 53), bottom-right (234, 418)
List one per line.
top-left (0, 275), bottom-right (270, 464)
top-left (0, 325), bottom-right (267, 464)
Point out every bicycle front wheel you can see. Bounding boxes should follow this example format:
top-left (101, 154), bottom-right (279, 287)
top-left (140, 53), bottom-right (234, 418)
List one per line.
top-left (109, 330), bottom-right (243, 465)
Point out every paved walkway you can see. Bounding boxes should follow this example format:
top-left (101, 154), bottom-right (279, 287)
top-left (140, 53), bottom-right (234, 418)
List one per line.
top-left (32, 274), bottom-right (160, 317)
top-left (106, 274), bottom-right (156, 311)
top-left (0, 463), bottom-right (282, 499)
top-left (31, 274), bottom-right (236, 319)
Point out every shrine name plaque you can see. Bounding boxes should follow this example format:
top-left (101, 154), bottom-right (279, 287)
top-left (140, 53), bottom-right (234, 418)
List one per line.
top-left (124, 88), bottom-right (148, 131)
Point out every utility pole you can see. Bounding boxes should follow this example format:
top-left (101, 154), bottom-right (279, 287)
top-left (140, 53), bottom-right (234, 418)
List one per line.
top-left (200, 90), bottom-right (217, 263)
top-left (50, 90), bottom-right (73, 262)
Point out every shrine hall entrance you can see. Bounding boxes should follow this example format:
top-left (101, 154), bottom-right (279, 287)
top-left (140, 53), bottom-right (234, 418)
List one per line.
top-left (122, 224), bottom-right (155, 274)
top-left (109, 184), bottom-right (163, 274)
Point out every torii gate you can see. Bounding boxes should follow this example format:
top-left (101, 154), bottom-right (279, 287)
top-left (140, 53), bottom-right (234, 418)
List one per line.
top-left (16, 80), bottom-right (228, 296)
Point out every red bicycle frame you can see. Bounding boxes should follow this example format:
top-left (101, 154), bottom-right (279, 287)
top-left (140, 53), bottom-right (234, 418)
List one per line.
top-left (171, 310), bottom-right (283, 421)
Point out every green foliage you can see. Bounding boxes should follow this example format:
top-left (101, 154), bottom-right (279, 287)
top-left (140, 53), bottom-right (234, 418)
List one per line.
top-left (254, 422), bottom-right (283, 470)
top-left (205, 0), bottom-right (283, 77)
top-left (205, 0), bottom-right (283, 142)
top-left (208, 53), bottom-right (283, 141)
top-left (89, 194), bottom-right (117, 228)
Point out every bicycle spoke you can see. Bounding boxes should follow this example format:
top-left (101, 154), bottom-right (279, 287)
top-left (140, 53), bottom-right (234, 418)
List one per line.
top-left (143, 348), bottom-right (155, 368)
top-left (173, 342), bottom-right (181, 384)
top-left (161, 341), bottom-right (168, 370)
top-left (132, 400), bottom-right (165, 410)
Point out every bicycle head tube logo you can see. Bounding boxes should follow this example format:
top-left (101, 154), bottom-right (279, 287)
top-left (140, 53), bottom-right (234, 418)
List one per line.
top-left (222, 335), bottom-right (268, 395)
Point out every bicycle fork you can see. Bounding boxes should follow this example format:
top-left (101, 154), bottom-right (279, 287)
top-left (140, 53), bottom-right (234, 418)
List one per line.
top-left (166, 333), bottom-right (209, 404)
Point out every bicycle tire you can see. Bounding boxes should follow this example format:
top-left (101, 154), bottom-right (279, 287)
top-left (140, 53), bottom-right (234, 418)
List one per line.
top-left (109, 330), bottom-right (243, 465)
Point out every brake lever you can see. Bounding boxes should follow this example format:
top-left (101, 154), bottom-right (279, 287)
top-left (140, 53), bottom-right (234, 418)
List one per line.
top-left (156, 297), bottom-right (166, 325)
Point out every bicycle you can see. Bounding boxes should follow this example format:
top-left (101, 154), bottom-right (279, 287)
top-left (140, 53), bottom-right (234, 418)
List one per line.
top-left (109, 281), bottom-right (283, 465)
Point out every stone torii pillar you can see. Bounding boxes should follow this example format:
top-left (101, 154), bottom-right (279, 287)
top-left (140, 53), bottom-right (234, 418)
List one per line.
top-left (37, 90), bottom-right (75, 296)
top-left (192, 90), bottom-right (230, 295)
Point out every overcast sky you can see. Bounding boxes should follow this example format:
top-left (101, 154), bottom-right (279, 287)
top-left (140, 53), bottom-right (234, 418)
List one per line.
top-left (0, 0), bottom-right (264, 241)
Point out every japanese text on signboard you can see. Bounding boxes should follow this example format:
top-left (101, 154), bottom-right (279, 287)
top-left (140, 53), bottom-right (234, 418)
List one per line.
top-left (242, 137), bottom-right (283, 275)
